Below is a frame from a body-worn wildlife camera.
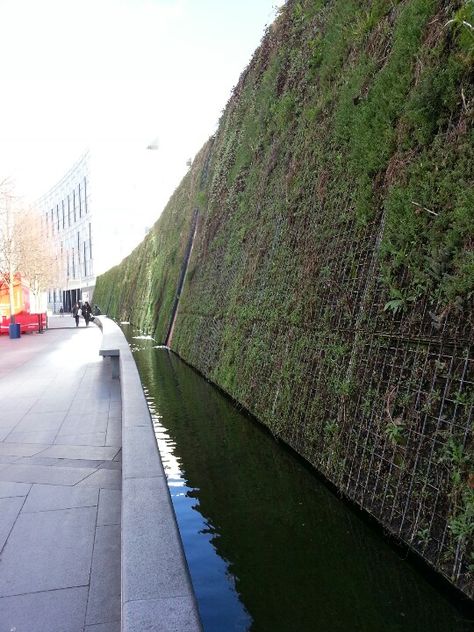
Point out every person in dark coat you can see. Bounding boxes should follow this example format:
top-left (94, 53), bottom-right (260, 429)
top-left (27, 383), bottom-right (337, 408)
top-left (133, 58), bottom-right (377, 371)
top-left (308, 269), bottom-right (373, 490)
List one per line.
top-left (72, 302), bottom-right (81, 327)
top-left (82, 301), bottom-right (92, 327)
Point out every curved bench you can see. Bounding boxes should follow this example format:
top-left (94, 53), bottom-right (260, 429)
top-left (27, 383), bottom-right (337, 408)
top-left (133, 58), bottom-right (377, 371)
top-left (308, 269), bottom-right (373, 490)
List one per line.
top-left (95, 317), bottom-right (202, 632)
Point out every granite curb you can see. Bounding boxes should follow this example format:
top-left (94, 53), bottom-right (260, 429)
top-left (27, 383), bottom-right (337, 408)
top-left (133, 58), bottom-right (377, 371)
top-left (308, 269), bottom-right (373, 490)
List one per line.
top-left (95, 317), bottom-right (202, 632)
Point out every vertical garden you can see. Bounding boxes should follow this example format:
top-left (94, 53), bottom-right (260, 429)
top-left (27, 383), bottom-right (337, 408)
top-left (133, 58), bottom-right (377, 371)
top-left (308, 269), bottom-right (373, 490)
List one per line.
top-left (94, 0), bottom-right (474, 597)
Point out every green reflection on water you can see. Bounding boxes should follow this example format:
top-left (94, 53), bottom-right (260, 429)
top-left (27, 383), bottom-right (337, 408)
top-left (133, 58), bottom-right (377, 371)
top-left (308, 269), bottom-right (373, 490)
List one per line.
top-left (126, 330), bottom-right (473, 632)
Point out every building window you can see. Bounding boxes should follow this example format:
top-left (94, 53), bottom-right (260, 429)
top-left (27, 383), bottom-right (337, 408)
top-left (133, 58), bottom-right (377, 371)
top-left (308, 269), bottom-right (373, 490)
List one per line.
top-left (62, 200), bottom-right (65, 228)
top-left (72, 248), bottom-right (75, 278)
top-left (73, 190), bottom-right (76, 222)
top-left (68, 195), bottom-right (71, 226)
top-left (56, 205), bottom-right (60, 231)
top-left (50, 209), bottom-right (54, 234)
top-left (89, 222), bottom-right (92, 259)
top-left (84, 176), bottom-right (88, 213)
top-left (83, 241), bottom-right (87, 276)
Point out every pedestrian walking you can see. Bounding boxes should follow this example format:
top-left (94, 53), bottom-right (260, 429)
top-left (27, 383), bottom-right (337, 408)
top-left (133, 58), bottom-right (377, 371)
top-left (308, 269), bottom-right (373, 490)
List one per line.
top-left (59, 306), bottom-right (64, 317)
top-left (82, 301), bottom-right (92, 327)
top-left (72, 302), bottom-right (81, 327)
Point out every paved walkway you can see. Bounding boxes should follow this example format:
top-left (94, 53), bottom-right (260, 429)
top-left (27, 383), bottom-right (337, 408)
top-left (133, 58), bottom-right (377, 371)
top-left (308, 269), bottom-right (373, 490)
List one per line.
top-left (0, 321), bottom-right (121, 632)
top-left (47, 313), bottom-right (94, 329)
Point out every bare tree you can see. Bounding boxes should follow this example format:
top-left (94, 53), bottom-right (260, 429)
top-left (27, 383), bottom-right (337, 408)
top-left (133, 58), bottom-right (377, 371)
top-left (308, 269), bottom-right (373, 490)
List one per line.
top-left (14, 208), bottom-right (63, 309)
top-left (0, 181), bottom-right (62, 320)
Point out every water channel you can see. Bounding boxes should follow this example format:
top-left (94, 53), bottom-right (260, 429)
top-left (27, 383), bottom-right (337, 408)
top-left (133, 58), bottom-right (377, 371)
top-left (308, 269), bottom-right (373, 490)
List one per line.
top-left (123, 326), bottom-right (473, 632)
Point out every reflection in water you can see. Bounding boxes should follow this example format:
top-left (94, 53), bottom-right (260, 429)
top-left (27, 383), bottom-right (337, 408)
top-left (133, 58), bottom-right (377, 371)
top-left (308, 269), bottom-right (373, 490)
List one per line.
top-left (123, 327), bottom-right (473, 632)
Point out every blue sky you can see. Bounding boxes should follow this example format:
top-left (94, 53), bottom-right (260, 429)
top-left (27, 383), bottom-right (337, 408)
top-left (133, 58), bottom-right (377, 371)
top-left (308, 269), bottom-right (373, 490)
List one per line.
top-left (0, 0), bottom-right (282, 224)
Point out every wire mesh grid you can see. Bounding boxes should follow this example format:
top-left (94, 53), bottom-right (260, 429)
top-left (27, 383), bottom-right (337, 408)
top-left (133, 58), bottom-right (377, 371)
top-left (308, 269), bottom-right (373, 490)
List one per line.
top-left (174, 146), bottom-right (473, 597)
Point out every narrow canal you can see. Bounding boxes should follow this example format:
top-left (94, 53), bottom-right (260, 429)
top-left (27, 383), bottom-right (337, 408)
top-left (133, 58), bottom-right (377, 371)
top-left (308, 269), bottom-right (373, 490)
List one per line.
top-left (123, 327), bottom-right (472, 632)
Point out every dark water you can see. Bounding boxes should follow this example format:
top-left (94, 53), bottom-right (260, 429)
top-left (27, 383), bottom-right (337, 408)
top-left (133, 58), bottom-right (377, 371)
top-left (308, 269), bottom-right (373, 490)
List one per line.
top-left (124, 328), bottom-right (473, 632)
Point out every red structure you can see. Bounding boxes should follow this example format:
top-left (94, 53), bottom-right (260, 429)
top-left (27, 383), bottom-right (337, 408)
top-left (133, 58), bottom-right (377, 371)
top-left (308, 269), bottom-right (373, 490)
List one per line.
top-left (0, 274), bottom-right (47, 334)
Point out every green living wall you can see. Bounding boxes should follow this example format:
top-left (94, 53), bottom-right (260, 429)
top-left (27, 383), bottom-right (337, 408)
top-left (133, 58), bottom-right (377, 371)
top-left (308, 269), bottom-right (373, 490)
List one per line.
top-left (94, 0), bottom-right (474, 597)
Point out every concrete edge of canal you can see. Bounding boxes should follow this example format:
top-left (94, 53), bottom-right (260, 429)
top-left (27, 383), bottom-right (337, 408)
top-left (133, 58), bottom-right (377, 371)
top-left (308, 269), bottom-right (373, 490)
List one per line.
top-left (96, 316), bottom-right (203, 632)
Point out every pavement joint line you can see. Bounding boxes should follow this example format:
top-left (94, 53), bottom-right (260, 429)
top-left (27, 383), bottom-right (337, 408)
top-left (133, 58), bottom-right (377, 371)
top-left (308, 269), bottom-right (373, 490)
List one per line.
top-left (0, 583), bottom-right (90, 599)
top-left (0, 491), bottom-right (28, 557)
top-left (84, 489), bottom-right (101, 631)
top-left (22, 504), bottom-right (98, 514)
top-left (85, 620), bottom-right (121, 629)
top-left (70, 468), bottom-right (104, 486)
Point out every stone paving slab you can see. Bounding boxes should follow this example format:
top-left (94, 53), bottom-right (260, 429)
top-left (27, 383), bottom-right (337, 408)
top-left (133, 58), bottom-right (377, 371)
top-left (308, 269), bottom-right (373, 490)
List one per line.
top-left (0, 442), bottom-right (48, 457)
top-left (99, 460), bottom-right (121, 470)
top-left (0, 455), bottom-right (20, 465)
top-left (0, 506), bottom-right (97, 597)
top-left (78, 468), bottom-right (122, 490)
top-left (68, 401), bottom-right (111, 415)
top-left (0, 408), bottom-right (31, 424)
top-left (86, 524), bottom-right (121, 626)
top-left (0, 454), bottom-right (21, 465)
top-left (0, 495), bottom-right (24, 549)
top-left (4, 430), bottom-right (59, 444)
top-left (109, 401), bottom-right (122, 416)
top-left (13, 410), bottom-right (66, 431)
top-left (17, 456), bottom-right (107, 469)
top-left (59, 414), bottom-right (109, 435)
top-left (40, 444), bottom-right (119, 461)
top-left (30, 397), bottom-right (74, 413)
top-left (105, 417), bottom-right (122, 447)
top-left (54, 431), bottom-right (108, 446)
top-left (97, 489), bottom-right (121, 526)
top-left (22, 483), bottom-right (99, 513)
top-left (0, 586), bottom-right (89, 632)
top-left (0, 481), bottom-right (31, 498)
top-left (0, 396), bottom-right (36, 412)
top-left (0, 427), bottom-right (16, 441)
top-left (0, 463), bottom-right (96, 485)
top-left (84, 622), bottom-right (120, 632)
